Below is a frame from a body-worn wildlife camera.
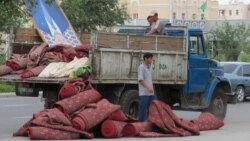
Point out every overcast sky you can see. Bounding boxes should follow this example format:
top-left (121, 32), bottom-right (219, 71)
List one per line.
top-left (219, 0), bottom-right (250, 4)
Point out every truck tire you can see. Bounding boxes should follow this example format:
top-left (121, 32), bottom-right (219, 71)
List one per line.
top-left (205, 87), bottom-right (227, 120)
top-left (119, 90), bottom-right (139, 118)
top-left (235, 86), bottom-right (245, 102)
top-left (44, 98), bottom-right (56, 109)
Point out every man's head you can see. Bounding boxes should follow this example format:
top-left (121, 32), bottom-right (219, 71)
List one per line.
top-left (148, 10), bottom-right (158, 22)
top-left (143, 52), bottom-right (153, 65)
top-left (147, 16), bottom-right (154, 25)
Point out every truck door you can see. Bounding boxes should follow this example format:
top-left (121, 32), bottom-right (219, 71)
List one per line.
top-left (187, 32), bottom-right (209, 94)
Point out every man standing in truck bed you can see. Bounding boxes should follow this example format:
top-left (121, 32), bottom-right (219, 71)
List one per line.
top-left (146, 10), bottom-right (164, 35)
top-left (137, 52), bottom-right (156, 121)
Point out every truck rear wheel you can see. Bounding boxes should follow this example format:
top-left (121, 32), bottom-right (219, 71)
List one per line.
top-left (205, 87), bottom-right (227, 120)
top-left (119, 90), bottom-right (139, 118)
top-left (44, 98), bottom-right (56, 109)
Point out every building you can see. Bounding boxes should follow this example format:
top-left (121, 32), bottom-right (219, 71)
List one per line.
top-left (119, 0), bottom-right (220, 21)
top-left (218, 0), bottom-right (250, 20)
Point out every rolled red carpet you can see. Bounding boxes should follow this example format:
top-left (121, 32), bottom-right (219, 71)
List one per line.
top-left (28, 127), bottom-right (80, 140)
top-left (108, 110), bottom-right (127, 121)
top-left (122, 122), bottom-right (156, 137)
top-left (191, 112), bottom-right (224, 131)
top-left (101, 120), bottom-right (127, 138)
top-left (71, 99), bottom-right (120, 131)
top-left (59, 83), bottom-right (77, 99)
top-left (148, 100), bottom-right (200, 136)
top-left (5, 61), bottom-right (20, 71)
top-left (59, 80), bottom-right (90, 99)
top-left (55, 88), bottom-right (102, 115)
top-left (21, 70), bottom-right (34, 78)
top-left (0, 65), bottom-right (13, 76)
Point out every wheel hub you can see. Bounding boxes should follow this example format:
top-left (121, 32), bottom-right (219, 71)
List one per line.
top-left (237, 88), bottom-right (245, 102)
top-left (214, 96), bottom-right (224, 113)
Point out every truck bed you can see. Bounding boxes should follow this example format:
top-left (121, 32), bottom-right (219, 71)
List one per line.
top-left (90, 28), bottom-right (188, 85)
top-left (0, 74), bottom-right (69, 84)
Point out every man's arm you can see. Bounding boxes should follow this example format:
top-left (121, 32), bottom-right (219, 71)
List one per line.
top-left (146, 29), bottom-right (157, 35)
top-left (139, 80), bottom-right (154, 93)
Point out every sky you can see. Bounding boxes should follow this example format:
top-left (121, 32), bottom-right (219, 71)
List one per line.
top-left (219, 0), bottom-right (250, 4)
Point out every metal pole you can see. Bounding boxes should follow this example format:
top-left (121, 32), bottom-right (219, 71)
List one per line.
top-left (169, 0), bottom-right (173, 23)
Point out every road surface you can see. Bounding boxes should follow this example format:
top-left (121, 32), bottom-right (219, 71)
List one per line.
top-left (0, 96), bottom-right (250, 141)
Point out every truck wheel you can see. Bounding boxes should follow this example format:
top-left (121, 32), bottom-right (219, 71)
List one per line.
top-left (44, 98), bottom-right (56, 109)
top-left (205, 87), bottom-right (227, 120)
top-left (236, 86), bottom-right (245, 102)
top-left (119, 90), bottom-right (139, 118)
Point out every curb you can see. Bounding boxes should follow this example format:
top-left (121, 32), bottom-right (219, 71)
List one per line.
top-left (0, 92), bottom-right (16, 98)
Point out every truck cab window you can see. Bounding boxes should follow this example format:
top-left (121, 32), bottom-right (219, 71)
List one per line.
top-left (190, 36), bottom-right (204, 55)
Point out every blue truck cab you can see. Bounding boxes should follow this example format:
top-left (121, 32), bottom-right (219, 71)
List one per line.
top-left (183, 28), bottom-right (232, 119)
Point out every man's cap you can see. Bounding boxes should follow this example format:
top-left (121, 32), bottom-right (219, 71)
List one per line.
top-left (148, 10), bottom-right (158, 16)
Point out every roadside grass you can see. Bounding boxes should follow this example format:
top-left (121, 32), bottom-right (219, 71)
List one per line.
top-left (0, 54), bottom-right (5, 64)
top-left (0, 82), bottom-right (15, 92)
top-left (0, 55), bottom-right (14, 92)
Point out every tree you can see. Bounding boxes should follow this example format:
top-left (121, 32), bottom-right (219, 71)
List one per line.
top-left (60, 0), bottom-right (129, 33)
top-left (0, 0), bottom-right (28, 32)
top-left (0, 0), bottom-right (129, 33)
top-left (211, 21), bottom-right (250, 61)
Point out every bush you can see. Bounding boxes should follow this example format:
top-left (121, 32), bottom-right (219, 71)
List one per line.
top-left (0, 54), bottom-right (5, 64)
top-left (239, 53), bottom-right (250, 62)
top-left (0, 82), bottom-right (15, 92)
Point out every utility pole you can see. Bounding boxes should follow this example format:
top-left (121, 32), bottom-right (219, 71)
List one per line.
top-left (169, 0), bottom-right (173, 24)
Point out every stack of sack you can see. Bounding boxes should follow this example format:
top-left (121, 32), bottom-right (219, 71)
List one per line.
top-left (0, 43), bottom-right (90, 78)
top-left (13, 80), bottom-right (225, 140)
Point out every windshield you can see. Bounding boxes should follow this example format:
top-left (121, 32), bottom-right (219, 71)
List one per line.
top-left (222, 64), bottom-right (237, 73)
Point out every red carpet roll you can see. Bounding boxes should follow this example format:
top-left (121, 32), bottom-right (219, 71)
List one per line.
top-left (21, 65), bottom-right (46, 78)
top-left (0, 65), bottom-right (13, 76)
top-left (28, 127), bottom-right (80, 140)
top-left (148, 100), bottom-right (200, 136)
top-left (59, 82), bottom-right (77, 99)
top-left (122, 122), bottom-right (156, 137)
top-left (101, 120), bottom-right (127, 138)
top-left (71, 99), bottom-right (120, 131)
top-left (108, 110), bottom-right (128, 121)
top-left (191, 112), bottom-right (224, 131)
top-left (55, 88), bottom-right (102, 115)
top-left (59, 80), bottom-right (91, 99)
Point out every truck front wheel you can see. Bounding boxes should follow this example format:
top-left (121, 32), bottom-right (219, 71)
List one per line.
top-left (119, 90), bottom-right (139, 118)
top-left (205, 87), bottom-right (227, 120)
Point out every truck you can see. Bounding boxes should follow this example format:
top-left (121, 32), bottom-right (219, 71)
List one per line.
top-left (0, 26), bottom-right (234, 119)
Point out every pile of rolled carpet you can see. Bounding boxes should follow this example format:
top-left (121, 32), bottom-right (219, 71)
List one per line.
top-left (13, 79), bottom-right (224, 140)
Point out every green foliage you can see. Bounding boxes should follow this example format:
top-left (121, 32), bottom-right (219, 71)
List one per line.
top-left (0, 0), bottom-right (129, 34)
top-left (0, 0), bottom-right (29, 32)
top-left (60, 0), bottom-right (130, 32)
top-left (210, 21), bottom-right (250, 61)
top-left (0, 82), bottom-right (15, 92)
top-left (239, 52), bottom-right (250, 62)
top-left (0, 54), bottom-right (5, 64)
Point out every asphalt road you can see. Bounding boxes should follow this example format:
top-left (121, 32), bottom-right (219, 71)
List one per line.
top-left (0, 96), bottom-right (250, 141)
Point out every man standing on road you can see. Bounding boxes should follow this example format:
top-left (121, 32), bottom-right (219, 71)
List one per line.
top-left (146, 10), bottom-right (165, 35)
top-left (137, 52), bottom-right (156, 122)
